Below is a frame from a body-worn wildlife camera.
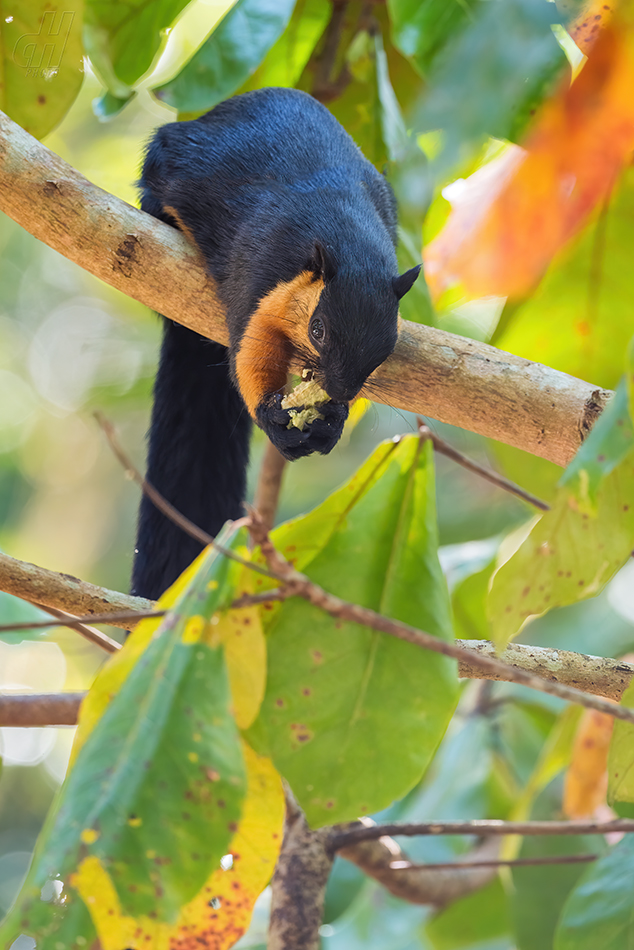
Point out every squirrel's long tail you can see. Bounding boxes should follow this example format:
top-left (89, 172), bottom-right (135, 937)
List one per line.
top-left (131, 319), bottom-right (251, 600)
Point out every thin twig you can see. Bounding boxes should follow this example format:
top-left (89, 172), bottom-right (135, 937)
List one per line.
top-left (389, 854), bottom-right (597, 871)
top-left (338, 818), bottom-right (500, 907)
top-left (46, 424), bottom-right (634, 725)
top-left (95, 412), bottom-right (279, 583)
top-left (0, 608), bottom-right (165, 633)
top-left (417, 422), bottom-right (550, 511)
top-left (230, 588), bottom-right (288, 609)
top-left (33, 603), bottom-right (121, 654)
top-left (0, 592), bottom-right (288, 632)
top-left (329, 819), bottom-right (634, 852)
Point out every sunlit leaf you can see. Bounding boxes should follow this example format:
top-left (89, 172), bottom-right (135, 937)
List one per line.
top-left (554, 834), bottom-right (634, 950)
top-left (237, 0), bottom-right (329, 93)
top-left (249, 435), bottom-right (458, 827)
top-left (0, 530), bottom-right (247, 945)
top-left (154, 0), bottom-right (297, 114)
top-left (84, 0), bottom-right (195, 94)
top-left (425, 17), bottom-right (634, 303)
top-left (488, 381), bottom-right (634, 648)
top-left (0, 1), bottom-right (83, 139)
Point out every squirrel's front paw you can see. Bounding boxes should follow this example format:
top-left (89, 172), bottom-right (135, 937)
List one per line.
top-left (256, 395), bottom-right (348, 461)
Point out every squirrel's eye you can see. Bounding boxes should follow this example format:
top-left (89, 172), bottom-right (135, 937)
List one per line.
top-left (310, 317), bottom-right (325, 344)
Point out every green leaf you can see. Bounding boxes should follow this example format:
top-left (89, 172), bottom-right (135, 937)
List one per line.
top-left (514, 835), bottom-right (601, 950)
top-left (487, 380), bottom-right (634, 648)
top-left (237, 0), bottom-right (329, 93)
top-left (496, 169), bottom-right (634, 389)
top-left (451, 557), bottom-right (496, 641)
top-left (249, 435), bottom-right (458, 827)
top-left (554, 835), bottom-right (634, 950)
top-left (92, 89), bottom-right (137, 120)
top-left (0, 1), bottom-right (83, 139)
top-left (0, 590), bottom-right (52, 644)
top-left (413, 0), bottom-right (566, 175)
top-left (426, 876), bottom-right (512, 950)
top-left (388, 0), bottom-right (479, 76)
top-left (154, 0), bottom-right (297, 114)
top-left (84, 0), bottom-right (194, 94)
top-left (375, 31), bottom-right (434, 326)
top-left (0, 532), bottom-right (247, 944)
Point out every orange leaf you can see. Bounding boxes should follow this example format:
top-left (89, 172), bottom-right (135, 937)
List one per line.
top-left (566, 0), bottom-right (615, 56)
top-left (424, 15), bottom-right (634, 301)
top-left (563, 708), bottom-right (614, 819)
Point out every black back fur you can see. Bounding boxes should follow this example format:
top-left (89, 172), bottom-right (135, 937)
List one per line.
top-left (132, 88), bottom-right (412, 600)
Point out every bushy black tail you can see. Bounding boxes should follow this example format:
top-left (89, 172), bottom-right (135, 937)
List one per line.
top-left (131, 320), bottom-right (251, 600)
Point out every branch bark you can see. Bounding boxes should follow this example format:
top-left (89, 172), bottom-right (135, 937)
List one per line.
top-left (0, 109), bottom-right (611, 468)
top-left (337, 818), bottom-right (500, 907)
top-left (0, 692), bottom-right (83, 726)
top-left (457, 640), bottom-right (634, 702)
top-left (329, 818), bottom-right (634, 851)
top-left (252, 441), bottom-right (288, 536)
top-left (1, 549), bottom-right (633, 718)
top-left (0, 551), bottom-right (152, 629)
top-left (268, 792), bottom-right (334, 950)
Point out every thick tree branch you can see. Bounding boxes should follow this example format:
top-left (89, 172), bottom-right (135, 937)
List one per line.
top-left (0, 109), bottom-right (611, 467)
top-left (0, 551), bottom-right (152, 629)
top-left (458, 640), bottom-right (634, 702)
top-left (268, 791), bottom-right (334, 950)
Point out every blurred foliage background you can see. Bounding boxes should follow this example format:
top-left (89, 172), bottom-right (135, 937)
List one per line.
top-left (2, 0), bottom-right (634, 946)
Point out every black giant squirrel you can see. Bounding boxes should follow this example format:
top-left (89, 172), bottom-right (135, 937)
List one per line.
top-left (131, 87), bottom-right (420, 601)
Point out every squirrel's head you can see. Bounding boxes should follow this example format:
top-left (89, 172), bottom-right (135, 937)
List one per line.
top-left (304, 241), bottom-right (420, 403)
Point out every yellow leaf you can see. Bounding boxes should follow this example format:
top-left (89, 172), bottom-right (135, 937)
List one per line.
top-left (564, 707), bottom-right (614, 819)
top-left (172, 742), bottom-right (284, 949)
top-left (73, 743), bottom-right (284, 949)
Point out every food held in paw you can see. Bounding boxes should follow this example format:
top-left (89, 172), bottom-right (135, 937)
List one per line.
top-left (281, 377), bottom-right (330, 431)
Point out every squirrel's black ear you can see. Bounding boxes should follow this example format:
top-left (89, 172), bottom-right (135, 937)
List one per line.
top-left (392, 264), bottom-right (421, 300)
top-left (311, 241), bottom-right (337, 282)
